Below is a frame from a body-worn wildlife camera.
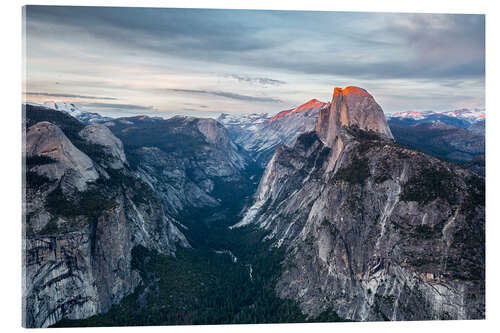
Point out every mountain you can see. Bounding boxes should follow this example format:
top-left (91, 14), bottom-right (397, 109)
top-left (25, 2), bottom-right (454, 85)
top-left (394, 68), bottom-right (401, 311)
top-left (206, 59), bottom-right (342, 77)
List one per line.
top-left (23, 104), bottom-right (270, 327)
top-left (103, 115), bottom-right (257, 218)
top-left (218, 102), bottom-right (485, 176)
top-left (218, 99), bottom-right (330, 167)
top-left (23, 87), bottom-right (485, 327)
top-left (468, 119), bottom-right (485, 136)
top-left (217, 112), bottom-right (270, 131)
top-left (25, 105), bottom-right (314, 328)
top-left (23, 105), bottom-right (258, 327)
top-left (316, 87), bottom-right (393, 145)
top-left (26, 102), bottom-right (112, 124)
top-left (388, 108), bottom-right (485, 128)
top-left (388, 119), bottom-right (485, 176)
top-left (233, 86), bottom-right (485, 321)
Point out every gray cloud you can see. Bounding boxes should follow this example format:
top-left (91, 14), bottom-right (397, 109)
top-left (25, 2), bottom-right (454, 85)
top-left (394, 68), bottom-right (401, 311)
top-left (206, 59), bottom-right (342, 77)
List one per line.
top-left (166, 88), bottom-right (282, 103)
top-left (27, 6), bottom-right (484, 84)
top-left (184, 103), bottom-right (209, 109)
top-left (25, 91), bottom-right (117, 100)
top-left (24, 7), bottom-right (485, 115)
top-left (26, 7), bottom-right (279, 55)
top-left (228, 74), bottom-right (286, 86)
top-left (25, 8), bottom-right (484, 81)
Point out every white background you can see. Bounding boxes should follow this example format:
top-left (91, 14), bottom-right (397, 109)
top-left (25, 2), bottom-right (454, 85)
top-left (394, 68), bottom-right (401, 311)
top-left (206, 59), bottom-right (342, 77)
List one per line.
top-left (1, 0), bottom-right (498, 332)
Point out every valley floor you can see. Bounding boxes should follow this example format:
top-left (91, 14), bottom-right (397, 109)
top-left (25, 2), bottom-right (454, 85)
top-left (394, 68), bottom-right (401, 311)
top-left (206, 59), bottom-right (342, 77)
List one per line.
top-left (53, 196), bottom-right (349, 326)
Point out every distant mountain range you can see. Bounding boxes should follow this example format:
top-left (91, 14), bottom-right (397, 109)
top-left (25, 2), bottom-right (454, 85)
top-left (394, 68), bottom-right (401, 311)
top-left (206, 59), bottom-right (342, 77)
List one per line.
top-left (389, 109), bottom-right (485, 126)
top-left (218, 99), bottom-right (330, 167)
top-left (24, 100), bottom-right (485, 177)
top-left (219, 103), bottom-right (485, 175)
top-left (387, 110), bottom-right (485, 175)
top-left (26, 101), bottom-right (113, 124)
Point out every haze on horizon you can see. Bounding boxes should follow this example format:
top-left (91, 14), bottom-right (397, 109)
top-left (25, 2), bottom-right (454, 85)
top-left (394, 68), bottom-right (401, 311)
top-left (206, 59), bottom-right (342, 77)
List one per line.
top-left (23, 6), bottom-right (485, 119)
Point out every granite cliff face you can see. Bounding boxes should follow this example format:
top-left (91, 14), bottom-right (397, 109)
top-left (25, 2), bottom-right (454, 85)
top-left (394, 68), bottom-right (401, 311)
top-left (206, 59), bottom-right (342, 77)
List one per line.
top-left (104, 115), bottom-right (254, 218)
top-left (235, 87), bottom-right (485, 321)
top-left (78, 124), bottom-right (127, 169)
top-left (23, 106), bottom-right (189, 327)
top-left (26, 121), bottom-right (99, 192)
top-left (316, 86), bottom-right (393, 146)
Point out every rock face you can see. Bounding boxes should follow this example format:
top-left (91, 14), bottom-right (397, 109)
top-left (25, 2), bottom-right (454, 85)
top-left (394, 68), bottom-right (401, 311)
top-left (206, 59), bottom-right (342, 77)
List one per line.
top-left (104, 115), bottom-right (253, 217)
top-left (235, 86), bottom-right (485, 321)
top-left (23, 106), bottom-right (257, 327)
top-left (218, 99), bottom-right (329, 167)
top-left (78, 124), bottom-right (127, 169)
top-left (316, 86), bottom-right (393, 146)
top-left (26, 121), bottom-right (99, 191)
top-left (23, 188), bottom-right (188, 328)
top-left (23, 106), bottom-right (189, 328)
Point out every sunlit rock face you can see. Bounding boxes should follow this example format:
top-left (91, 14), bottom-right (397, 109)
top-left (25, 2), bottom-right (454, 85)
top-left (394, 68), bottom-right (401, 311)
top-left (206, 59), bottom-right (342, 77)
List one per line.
top-left (316, 86), bottom-right (393, 147)
top-left (268, 99), bottom-right (328, 122)
top-left (237, 86), bottom-right (484, 321)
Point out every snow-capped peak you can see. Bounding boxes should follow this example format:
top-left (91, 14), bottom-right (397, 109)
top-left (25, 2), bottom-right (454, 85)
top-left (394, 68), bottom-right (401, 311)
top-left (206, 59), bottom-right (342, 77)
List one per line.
top-left (42, 101), bottom-right (84, 117)
top-left (389, 108), bottom-right (485, 123)
top-left (26, 101), bottom-right (112, 124)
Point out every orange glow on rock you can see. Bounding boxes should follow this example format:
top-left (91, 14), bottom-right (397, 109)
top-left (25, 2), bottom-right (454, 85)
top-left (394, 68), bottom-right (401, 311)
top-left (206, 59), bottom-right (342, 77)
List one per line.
top-left (269, 98), bottom-right (326, 121)
top-left (333, 88), bottom-right (343, 99)
top-left (342, 86), bottom-right (371, 97)
top-left (333, 86), bottom-right (372, 98)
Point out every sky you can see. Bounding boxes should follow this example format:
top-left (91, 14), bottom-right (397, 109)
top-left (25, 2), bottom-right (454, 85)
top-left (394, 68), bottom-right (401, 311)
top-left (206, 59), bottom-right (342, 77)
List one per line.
top-left (23, 6), bottom-right (485, 119)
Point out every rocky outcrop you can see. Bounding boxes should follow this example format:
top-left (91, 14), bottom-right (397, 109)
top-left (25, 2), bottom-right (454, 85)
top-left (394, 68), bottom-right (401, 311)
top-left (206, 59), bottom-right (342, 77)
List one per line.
top-left (78, 124), bottom-right (127, 169)
top-left (316, 86), bottom-right (393, 146)
top-left (23, 189), bottom-right (188, 327)
top-left (23, 108), bottom-right (189, 327)
top-left (235, 87), bottom-right (485, 321)
top-left (26, 121), bottom-right (99, 191)
top-left (23, 232), bottom-right (100, 328)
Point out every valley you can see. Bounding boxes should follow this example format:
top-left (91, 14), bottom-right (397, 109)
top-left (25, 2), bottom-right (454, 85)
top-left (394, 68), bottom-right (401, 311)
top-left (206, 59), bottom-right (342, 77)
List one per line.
top-left (23, 86), bottom-right (485, 327)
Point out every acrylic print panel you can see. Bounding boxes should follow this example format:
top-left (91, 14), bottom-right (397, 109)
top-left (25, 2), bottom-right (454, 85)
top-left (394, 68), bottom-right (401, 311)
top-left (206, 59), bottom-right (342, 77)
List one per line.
top-left (22, 5), bottom-right (485, 328)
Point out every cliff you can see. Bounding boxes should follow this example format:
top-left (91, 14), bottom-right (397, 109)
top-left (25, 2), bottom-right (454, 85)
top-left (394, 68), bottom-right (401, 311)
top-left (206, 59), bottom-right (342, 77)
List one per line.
top-left (23, 105), bottom-right (189, 327)
top-left (235, 87), bottom-right (485, 320)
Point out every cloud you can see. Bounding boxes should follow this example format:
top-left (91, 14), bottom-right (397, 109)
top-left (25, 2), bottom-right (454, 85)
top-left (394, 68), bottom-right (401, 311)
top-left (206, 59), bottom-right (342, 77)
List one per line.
top-left (25, 7), bottom-right (279, 55)
top-left (24, 7), bottom-right (485, 115)
top-left (166, 88), bottom-right (282, 103)
top-left (24, 91), bottom-right (117, 100)
top-left (80, 102), bottom-right (155, 110)
top-left (227, 74), bottom-right (286, 86)
top-left (25, 8), bottom-right (484, 81)
top-left (184, 103), bottom-right (209, 109)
